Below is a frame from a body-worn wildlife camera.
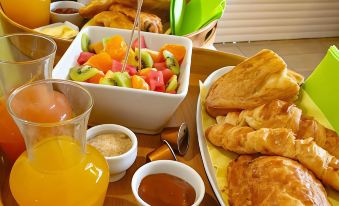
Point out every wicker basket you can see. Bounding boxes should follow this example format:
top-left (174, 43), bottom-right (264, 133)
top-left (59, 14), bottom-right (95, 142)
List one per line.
top-left (0, 4), bottom-right (217, 60)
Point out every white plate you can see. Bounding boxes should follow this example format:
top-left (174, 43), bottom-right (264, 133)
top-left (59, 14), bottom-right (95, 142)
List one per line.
top-left (196, 66), bottom-right (234, 206)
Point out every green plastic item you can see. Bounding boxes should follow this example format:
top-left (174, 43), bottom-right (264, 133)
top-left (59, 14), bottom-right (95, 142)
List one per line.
top-left (175, 0), bottom-right (225, 36)
top-left (170, 0), bottom-right (185, 35)
top-left (297, 46), bottom-right (339, 133)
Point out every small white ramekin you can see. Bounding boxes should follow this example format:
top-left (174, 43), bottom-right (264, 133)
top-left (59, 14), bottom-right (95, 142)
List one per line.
top-left (50, 1), bottom-right (84, 27)
top-left (131, 160), bottom-right (205, 206)
top-left (87, 124), bottom-right (138, 182)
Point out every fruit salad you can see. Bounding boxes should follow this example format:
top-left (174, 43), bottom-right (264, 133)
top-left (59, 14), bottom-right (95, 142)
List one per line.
top-left (68, 33), bottom-right (187, 94)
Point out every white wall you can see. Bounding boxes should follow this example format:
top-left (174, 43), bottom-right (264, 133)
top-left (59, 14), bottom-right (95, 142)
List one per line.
top-left (215, 0), bottom-right (339, 42)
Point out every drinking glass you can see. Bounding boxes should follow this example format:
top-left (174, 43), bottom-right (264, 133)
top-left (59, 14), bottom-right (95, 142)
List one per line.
top-left (0, 33), bottom-right (56, 163)
top-left (7, 79), bottom-right (109, 206)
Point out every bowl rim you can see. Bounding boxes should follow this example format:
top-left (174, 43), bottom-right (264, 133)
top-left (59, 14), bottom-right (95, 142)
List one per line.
top-left (50, 1), bottom-right (84, 16)
top-left (131, 160), bottom-right (205, 206)
top-left (87, 124), bottom-right (138, 160)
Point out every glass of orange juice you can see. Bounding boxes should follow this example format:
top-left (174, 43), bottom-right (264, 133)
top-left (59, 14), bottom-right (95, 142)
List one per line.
top-left (0, 33), bottom-right (56, 164)
top-left (0, 0), bottom-right (51, 28)
top-left (7, 79), bottom-right (109, 206)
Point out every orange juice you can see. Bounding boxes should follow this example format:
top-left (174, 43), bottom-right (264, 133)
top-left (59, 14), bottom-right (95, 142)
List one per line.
top-left (0, 0), bottom-right (50, 28)
top-left (0, 98), bottom-right (26, 163)
top-left (0, 84), bottom-right (72, 163)
top-left (10, 136), bottom-right (109, 206)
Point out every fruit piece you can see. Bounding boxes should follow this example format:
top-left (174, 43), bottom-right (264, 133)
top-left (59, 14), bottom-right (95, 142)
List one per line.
top-left (111, 60), bottom-right (137, 76)
top-left (155, 85), bottom-right (165, 92)
top-left (127, 49), bottom-right (138, 67)
top-left (104, 35), bottom-right (127, 61)
top-left (161, 69), bottom-right (174, 84)
top-left (163, 50), bottom-right (180, 75)
top-left (112, 72), bottom-right (131, 88)
top-left (132, 36), bottom-right (147, 50)
top-left (89, 41), bottom-right (104, 54)
top-left (142, 49), bottom-right (162, 63)
top-left (85, 52), bottom-right (112, 72)
top-left (159, 44), bottom-right (186, 62)
top-left (69, 66), bottom-right (99, 82)
top-left (86, 71), bottom-right (104, 84)
top-left (81, 33), bottom-right (90, 52)
top-left (102, 37), bottom-right (110, 48)
top-left (99, 77), bottom-right (115, 86)
top-left (77, 52), bottom-right (95, 65)
top-left (131, 75), bottom-right (149, 90)
top-left (147, 70), bottom-right (164, 91)
top-left (136, 48), bottom-right (153, 69)
top-left (153, 62), bottom-right (167, 71)
top-left (166, 75), bottom-right (178, 92)
top-left (139, 68), bottom-right (157, 77)
top-left (105, 70), bottom-right (115, 78)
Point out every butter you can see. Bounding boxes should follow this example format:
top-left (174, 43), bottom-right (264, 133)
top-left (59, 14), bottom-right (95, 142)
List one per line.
top-left (39, 25), bottom-right (78, 39)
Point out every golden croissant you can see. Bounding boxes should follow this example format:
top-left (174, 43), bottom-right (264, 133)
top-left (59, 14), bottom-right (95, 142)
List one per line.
top-left (206, 124), bottom-right (339, 191)
top-left (216, 100), bottom-right (339, 158)
top-left (205, 49), bottom-right (301, 117)
top-left (228, 155), bottom-right (330, 206)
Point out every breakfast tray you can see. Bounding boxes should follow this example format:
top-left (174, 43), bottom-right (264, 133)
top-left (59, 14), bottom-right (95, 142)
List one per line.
top-left (0, 48), bottom-right (245, 206)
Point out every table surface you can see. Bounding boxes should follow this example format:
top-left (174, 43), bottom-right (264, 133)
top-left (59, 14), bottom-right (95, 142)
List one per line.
top-left (0, 48), bottom-right (245, 206)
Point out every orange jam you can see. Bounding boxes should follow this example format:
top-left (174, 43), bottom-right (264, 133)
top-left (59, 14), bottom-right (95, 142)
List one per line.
top-left (138, 173), bottom-right (196, 206)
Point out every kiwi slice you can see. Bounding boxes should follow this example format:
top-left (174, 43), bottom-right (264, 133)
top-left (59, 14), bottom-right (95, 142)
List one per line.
top-left (102, 37), bottom-right (110, 49)
top-left (112, 72), bottom-right (132, 88)
top-left (163, 50), bottom-right (180, 75)
top-left (69, 66), bottom-right (98, 82)
top-left (99, 77), bottom-right (115, 86)
top-left (81, 33), bottom-right (90, 52)
top-left (166, 75), bottom-right (178, 92)
top-left (135, 48), bottom-right (153, 69)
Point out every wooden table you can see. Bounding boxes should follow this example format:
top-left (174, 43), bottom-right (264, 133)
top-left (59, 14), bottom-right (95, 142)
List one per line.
top-left (0, 48), bottom-right (245, 206)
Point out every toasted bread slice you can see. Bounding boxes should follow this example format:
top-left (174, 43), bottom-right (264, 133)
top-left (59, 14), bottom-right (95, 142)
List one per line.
top-left (205, 49), bottom-right (301, 117)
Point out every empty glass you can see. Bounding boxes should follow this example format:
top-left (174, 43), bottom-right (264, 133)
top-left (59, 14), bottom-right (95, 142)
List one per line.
top-left (0, 33), bottom-right (56, 163)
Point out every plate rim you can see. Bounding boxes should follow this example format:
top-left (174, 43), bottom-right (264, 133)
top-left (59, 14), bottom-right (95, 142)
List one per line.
top-left (196, 66), bottom-right (235, 206)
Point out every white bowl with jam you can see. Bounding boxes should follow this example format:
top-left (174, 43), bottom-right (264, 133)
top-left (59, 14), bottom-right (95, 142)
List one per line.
top-left (50, 1), bottom-right (84, 27)
top-left (131, 160), bottom-right (205, 206)
top-left (87, 124), bottom-right (138, 182)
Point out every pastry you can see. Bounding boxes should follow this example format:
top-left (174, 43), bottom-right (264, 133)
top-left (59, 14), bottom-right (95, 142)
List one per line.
top-left (228, 155), bottom-right (330, 206)
top-left (205, 49), bottom-right (301, 117)
top-left (237, 100), bottom-right (302, 133)
top-left (298, 116), bottom-right (339, 159)
top-left (109, 4), bottom-right (163, 33)
top-left (206, 124), bottom-right (339, 190)
top-left (79, 0), bottom-right (114, 18)
top-left (215, 112), bottom-right (240, 126)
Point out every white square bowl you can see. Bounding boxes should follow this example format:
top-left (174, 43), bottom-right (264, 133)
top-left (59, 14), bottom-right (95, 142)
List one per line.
top-left (53, 26), bottom-right (192, 134)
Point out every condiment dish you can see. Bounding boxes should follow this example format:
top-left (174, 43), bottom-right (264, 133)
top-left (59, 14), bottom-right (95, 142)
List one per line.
top-left (50, 1), bottom-right (84, 27)
top-left (87, 124), bottom-right (138, 182)
top-left (131, 160), bottom-right (205, 206)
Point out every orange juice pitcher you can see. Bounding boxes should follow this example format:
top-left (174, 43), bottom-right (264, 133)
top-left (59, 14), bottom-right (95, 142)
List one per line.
top-left (0, 34), bottom-right (56, 164)
top-left (0, 0), bottom-right (51, 28)
top-left (7, 80), bottom-right (109, 206)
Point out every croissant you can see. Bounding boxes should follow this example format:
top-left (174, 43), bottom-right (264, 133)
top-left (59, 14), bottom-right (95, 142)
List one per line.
top-left (206, 124), bottom-right (339, 191)
top-left (298, 116), bottom-right (339, 159)
top-left (228, 155), bottom-right (330, 206)
top-left (237, 100), bottom-right (302, 133)
top-left (218, 100), bottom-right (339, 159)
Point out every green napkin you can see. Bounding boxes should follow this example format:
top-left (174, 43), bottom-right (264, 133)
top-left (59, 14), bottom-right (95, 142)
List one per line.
top-left (297, 46), bottom-right (339, 133)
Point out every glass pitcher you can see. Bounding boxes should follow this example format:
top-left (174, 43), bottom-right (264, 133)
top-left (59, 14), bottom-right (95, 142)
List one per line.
top-left (7, 79), bottom-right (109, 206)
top-left (0, 33), bottom-right (56, 164)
